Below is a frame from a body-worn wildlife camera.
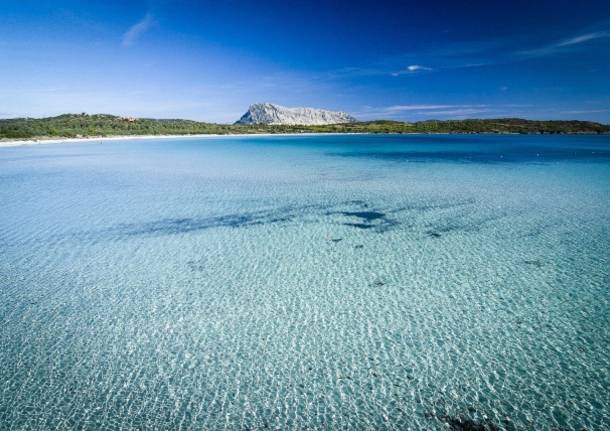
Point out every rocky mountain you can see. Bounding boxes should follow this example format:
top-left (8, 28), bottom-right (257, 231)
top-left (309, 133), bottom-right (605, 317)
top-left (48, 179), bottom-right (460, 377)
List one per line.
top-left (235, 103), bottom-right (357, 125)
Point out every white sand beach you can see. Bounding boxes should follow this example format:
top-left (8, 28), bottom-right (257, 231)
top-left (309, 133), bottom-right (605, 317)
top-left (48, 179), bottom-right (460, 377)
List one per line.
top-left (0, 132), bottom-right (367, 148)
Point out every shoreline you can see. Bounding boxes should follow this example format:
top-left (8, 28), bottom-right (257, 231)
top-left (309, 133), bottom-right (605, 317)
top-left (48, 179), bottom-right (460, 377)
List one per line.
top-left (1, 130), bottom-right (608, 148)
top-left (0, 132), bottom-right (369, 148)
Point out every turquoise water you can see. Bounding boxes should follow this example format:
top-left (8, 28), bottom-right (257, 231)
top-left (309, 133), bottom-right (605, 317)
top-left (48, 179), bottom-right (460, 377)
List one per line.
top-left (1, 134), bottom-right (609, 430)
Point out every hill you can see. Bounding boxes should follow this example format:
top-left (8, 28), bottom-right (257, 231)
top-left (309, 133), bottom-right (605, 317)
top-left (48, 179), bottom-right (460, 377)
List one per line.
top-left (1, 113), bottom-right (609, 140)
top-left (235, 103), bottom-right (357, 125)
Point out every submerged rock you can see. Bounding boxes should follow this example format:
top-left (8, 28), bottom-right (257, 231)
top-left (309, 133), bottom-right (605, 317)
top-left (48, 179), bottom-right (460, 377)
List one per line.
top-left (427, 412), bottom-right (500, 431)
top-left (522, 259), bottom-right (544, 268)
top-left (340, 211), bottom-right (386, 222)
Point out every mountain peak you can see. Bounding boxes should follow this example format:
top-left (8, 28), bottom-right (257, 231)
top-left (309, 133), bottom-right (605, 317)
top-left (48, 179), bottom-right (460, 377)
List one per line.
top-left (235, 103), bottom-right (357, 125)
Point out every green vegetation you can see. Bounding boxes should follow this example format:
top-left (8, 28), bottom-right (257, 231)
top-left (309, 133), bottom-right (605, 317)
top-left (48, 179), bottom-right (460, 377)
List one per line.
top-left (0, 114), bottom-right (234, 139)
top-left (1, 113), bottom-right (609, 140)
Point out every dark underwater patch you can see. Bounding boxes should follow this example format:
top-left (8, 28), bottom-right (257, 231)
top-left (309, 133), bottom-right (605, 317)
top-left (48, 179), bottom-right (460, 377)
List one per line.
top-left (522, 259), bottom-right (544, 268)
top-left (425, 410), bottom-right (501, 431)
top-left (186, 260), bottom-right (205, 272)
top-left (327, 206), bottom-right (400, 232)
top-left (118, 214), bottom-right (266, 236)
top-left (107, 204), bottom-right (326, 238)
top-left (53, 197), bottom-right (497, 245)
top-left (340, 210), bottom-right (386, 222)
top-left (102, 200), bottom-right (399, 239)
top-left (435, 415), bottom-right (499, 431)
top-left (343, 222), bottom-right (376, 229)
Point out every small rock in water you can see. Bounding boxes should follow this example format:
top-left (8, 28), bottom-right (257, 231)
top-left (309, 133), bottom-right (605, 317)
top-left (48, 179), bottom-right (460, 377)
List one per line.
top-left (355, 244), bottom-right (364, 249)
top-left (522, 259), bottom-right (543, 268)
top-left (434, 414), bottom-right (498, 431)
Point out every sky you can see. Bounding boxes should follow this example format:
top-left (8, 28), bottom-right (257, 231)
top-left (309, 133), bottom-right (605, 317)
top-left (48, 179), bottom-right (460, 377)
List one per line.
top-left (1, 0), bottom-right (610, 123)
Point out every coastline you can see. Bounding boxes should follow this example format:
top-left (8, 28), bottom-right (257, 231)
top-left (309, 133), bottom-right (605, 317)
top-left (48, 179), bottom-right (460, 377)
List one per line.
top-left (0, 132), bottom-right (369, 148)
top-left (3, 130), bottom-right (609, 148)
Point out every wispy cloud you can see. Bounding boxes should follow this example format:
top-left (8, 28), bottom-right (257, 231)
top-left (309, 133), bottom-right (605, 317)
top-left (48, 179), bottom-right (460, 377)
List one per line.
top-left (122, 13), bottom-right (155, 47)
top-left (322, 24), bottom-right (610, 82)
top-left (560, 108), bottom-right (610, 114)
top-left (556, 31), bottom-right (609, 47)
top-left (419, 108), bottom-right (492, 117)
top-left (516, 30), bottom-right (610, 57)
top-left (355, 104), bottom-right (492, 119)
top-left (354, 102), bottom-right (610, 121)
top-left (391, 64), bottom-right (433, 76)
top-left (407, 64), bottom-right (432, 72)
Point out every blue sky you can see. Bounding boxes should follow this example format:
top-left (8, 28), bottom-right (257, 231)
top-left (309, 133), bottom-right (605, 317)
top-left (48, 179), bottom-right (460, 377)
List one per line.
top-left (1, 0), bottom-right (610, 123)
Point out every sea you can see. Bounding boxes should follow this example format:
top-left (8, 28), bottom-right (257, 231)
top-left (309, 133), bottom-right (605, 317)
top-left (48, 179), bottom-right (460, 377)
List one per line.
top-left (1, 134), bottom-right (609, 430)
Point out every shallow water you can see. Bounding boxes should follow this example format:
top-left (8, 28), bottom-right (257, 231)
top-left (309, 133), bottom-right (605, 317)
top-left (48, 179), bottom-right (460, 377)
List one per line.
top-left (1, 134), bottom-right (609, 430)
